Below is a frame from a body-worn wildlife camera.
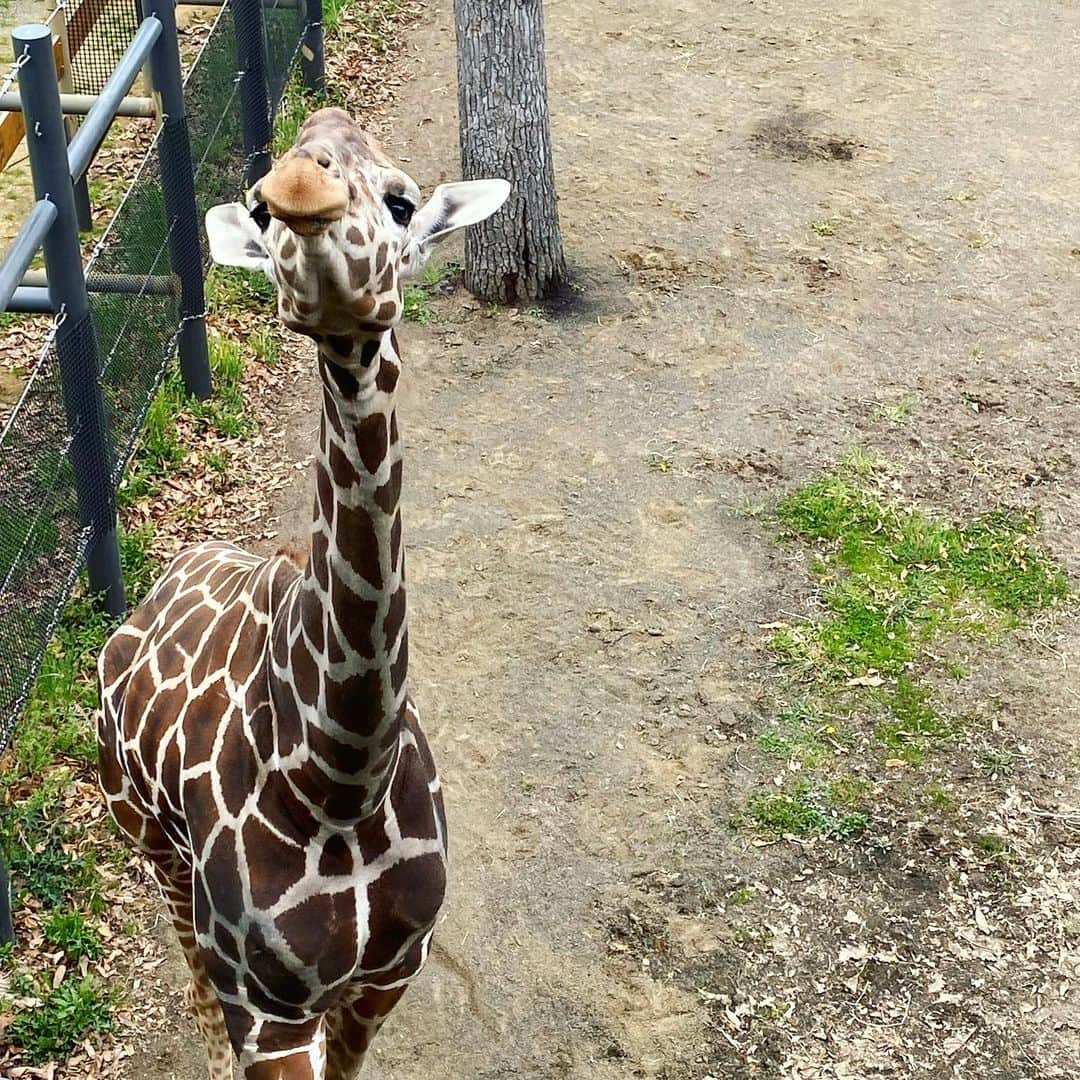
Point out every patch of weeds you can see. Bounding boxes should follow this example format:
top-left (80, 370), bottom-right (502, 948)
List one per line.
top-left (743, 779), bottom-right (869, 840)
top-left (16, 594), bottom-right (112, 773)
top-left (811, 218), bottom-right (837, 237)
top-left (875, 397), bottom-right (916, 425)
top-left (251, 326), bottom-right (282, 365)
top-left (772, 460), bottom-right (1068, 682)
top-left (757, 701), bottom-right (837, 768)
top-left (1, 770), bottom-right (95, 909)
top-left (206, 450), bottom-right (229, 474)
top-left (188, 336), bottom-right (253, 440)
top-left (754, 453), bottom-right (1069, 843)
top-left (876, 678), bottom-right (955, 763)
top-left (646, 452), bottom-right (674, 474)
top-left (6, 976), bottom-right (114, 1063)
top-left (978, 748), bottom-right (1015, 778)
top-left (758, 731), bottom-right (793, 755)
top-left (43, 911), bottom-right (102, 962)
top-left (923, 784), bottom-right (955, 812)
top-left (403, 260), bottom-right (460, 324)
top-left (122, 335), bottom-right (253, 501)
top-left (974, 834), bottom-right (1009, 858)
top-left (728, 885), bottom-right (755, 906)
top-left (119, 523), bottom-right (162, 608)
top-left (206, 265), bottom-right (276, 312)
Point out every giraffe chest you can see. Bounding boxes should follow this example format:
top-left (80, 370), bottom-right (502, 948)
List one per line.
top-left (194, 722), bottom-right (447, 1011)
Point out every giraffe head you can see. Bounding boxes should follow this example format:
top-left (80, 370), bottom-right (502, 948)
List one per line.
top-left (205, 108), bottom-right (509, 345)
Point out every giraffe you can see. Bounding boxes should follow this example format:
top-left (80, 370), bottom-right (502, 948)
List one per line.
top-left (97, 107), bottom-right (509, 1079)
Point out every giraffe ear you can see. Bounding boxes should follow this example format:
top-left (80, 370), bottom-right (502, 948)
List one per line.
top-left (402, 180), bottom-right (511, 276)
top-left (205, 203), bottom-right (273, 275)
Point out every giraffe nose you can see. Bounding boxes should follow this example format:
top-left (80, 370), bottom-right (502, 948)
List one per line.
top-left (261, 153), bottom-right (348, 229)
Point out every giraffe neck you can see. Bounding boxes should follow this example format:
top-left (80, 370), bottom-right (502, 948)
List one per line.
top-left (271, 332), bottom-right (407, 824)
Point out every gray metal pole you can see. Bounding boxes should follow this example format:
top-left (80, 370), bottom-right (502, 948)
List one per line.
top-left (143, 0), bottom-right (211, 400)
top-left (13, 23), bottom-right (125, 616)
top-left (67, 117), bottom-right (94, 232)
top-left (0, 858), bottom-right (12, 946)
top-left (299, 0), bottom-right (325, 95)
top-left (232, 0), bottom-right (273, 186)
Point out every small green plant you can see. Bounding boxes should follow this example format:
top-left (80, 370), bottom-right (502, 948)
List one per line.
top-left (758, 732), bottom-right (793, 755)
top-left (743, 780), bottom-right (869, 840)
top-left (251, 326), bottom-right (281, 365)
top-left (728, 885), bottom-right (755, 906)
top-left (975, 833), bottom-right (1009, 857)
top-left (875, 397), bottom-right (916, 425)
top-left (978, 748), bottom-right (1015, 777)
top-left (403, 260), bottom-right (460, 324)
top-left (811, 218), bottom-right (837, 237)
top-left (206, 450), bottom-right (229, 474)
top-left (44, 911), bottom-right (102, 962)
top-left (923, 784), bottom-right (955, 811)
top-left (6, 976), bottom-right (114, 1063)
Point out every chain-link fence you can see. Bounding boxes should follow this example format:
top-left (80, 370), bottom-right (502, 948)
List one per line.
top-left (0, 0), bottom-right (312, 748)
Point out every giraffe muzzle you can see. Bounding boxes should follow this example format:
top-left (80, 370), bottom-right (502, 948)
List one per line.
top-left (260, 154), bottom-right (349, 235)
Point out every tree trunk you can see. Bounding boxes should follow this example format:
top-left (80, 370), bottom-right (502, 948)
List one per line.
top-left (453, 0), bottom-right (567, 303)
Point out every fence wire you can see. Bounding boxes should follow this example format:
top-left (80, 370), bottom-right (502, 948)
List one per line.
top-left (0, 0), bottom-right (305, 746)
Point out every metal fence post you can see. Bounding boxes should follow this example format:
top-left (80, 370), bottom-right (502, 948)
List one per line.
top-left (0, 858), bottom-right (12, 945)
top-left (14, 23), bottom-right (125, 616)
top-left (142, 0), bottom-right (211, 400)
top-left (232, 0), bottom-right (273, 186)
top-left (67, 119), bottom-right (94, 232)
top-left (299, 0), bottom-right (325, 95)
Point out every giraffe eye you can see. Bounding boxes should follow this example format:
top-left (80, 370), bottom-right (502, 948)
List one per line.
top-left (250, 201), bottom-right (271, 231)
top-left (384, 194), bottom-right (415, 226)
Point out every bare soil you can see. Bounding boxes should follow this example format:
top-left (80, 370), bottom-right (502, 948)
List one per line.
top-left (119, 1), bottom-right (1079, 1077)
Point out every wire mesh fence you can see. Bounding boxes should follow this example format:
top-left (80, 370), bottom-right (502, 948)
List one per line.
top-left (66, 0), bottom-right (143, 95)
top-left (0, 0), bottom-right (309, 747)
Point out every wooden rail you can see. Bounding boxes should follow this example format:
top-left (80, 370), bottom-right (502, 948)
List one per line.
top-left (0, 0), bottom-right (107, 171)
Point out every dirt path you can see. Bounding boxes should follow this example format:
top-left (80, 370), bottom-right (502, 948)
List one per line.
top-left (126, 1), bottom-right (1079, 1076)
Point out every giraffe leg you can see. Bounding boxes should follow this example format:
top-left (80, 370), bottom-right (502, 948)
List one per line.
top-left (325, 985), bottom-right (406, 1079)
top-left (148, 858), bottom-right (235, 1080)
top-left (236, 1017), bottom-right (326, 1079)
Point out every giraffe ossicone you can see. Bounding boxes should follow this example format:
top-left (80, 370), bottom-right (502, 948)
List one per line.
top-left (97, 108), bottom-right (509, 1079)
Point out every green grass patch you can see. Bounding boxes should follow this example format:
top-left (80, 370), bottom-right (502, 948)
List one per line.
top-left (1, 769), bottom-right (96, 909)
top-left (743, 779), bottom-right (869, 841)
top-left (404, 260), bottom-right (461, 324)
top-left (205, 265), bottom-right (277, 312)
top-left (771, 459), bottom-right (1068, 681)
top-left (44, 911), bottom-right (103, 962)
top-left (756, 701), bottom-right (841, 769)
top-left (121, 334), bottom-right (253, 502)
top-left (975, 833), bottom-right (1009, 857)
top-left (875, 678), bottom-right (956, 764)
top-left (741, 452), bottom-right (1070, 842)
top-left (6, 975), bottom-right (115, 1063)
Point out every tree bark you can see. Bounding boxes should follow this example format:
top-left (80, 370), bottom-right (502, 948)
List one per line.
top-left (453, 0), bottom-right (567, 303)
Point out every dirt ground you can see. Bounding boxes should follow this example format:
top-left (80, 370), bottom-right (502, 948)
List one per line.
top-left (118, 1), bottom-right (1078, 1077)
